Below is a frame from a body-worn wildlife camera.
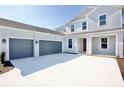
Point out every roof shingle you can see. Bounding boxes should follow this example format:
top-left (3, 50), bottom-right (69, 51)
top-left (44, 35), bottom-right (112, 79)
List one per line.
top-left (0, 18), bottom-right (64, 36)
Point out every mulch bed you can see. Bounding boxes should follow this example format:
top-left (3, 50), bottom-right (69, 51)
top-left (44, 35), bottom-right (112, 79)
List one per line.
top-left (116, 58), bottom-right (124, 80)
top-left (0, 61), bottom-right (15, 74)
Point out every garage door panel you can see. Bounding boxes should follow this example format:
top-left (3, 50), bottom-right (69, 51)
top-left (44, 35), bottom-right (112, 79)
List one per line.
top-left (9, 39), bottom-right (33, 60)
top-left (39, 40), bottom-right (62, 56)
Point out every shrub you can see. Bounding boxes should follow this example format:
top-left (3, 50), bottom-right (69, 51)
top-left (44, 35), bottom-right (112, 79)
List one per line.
top-left (1, 52), bottom-right (5, 63)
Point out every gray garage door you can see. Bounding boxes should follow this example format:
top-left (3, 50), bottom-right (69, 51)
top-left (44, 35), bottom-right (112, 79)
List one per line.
top-left (9, 38), bottom-right (33, 60)
top-left (39, 40), bottom-right (62, 56)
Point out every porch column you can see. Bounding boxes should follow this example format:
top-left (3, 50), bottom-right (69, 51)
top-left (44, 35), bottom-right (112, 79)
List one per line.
top-left (116, 33), bottom-right (123, 58)
top-left (86, 36), bottom-right (92, 55)
top-left (62, 37), bottom-right (65, 53)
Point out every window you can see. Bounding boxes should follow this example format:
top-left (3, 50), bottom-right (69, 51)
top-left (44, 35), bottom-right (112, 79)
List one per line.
top-left (99, 14), bottom-right (106, 26)
top-left (82, 21), bottom-right (87, 30)
top-left (71, 25), bottom-right (74, 32)
top-left (68, 39), bottom-right (72, 48)
top-left (100, 38), bottom-right (108, 49)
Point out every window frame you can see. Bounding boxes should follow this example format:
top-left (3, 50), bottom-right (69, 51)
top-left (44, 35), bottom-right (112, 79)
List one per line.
top-left (71, 25), bottom-right (74, 32)
top-left (100, 37), bottom-right (109, 50)
top-left (98, 14), bottom-right (107, 26)
top-left (68, 39), bottom-right (72, 49)
top-left (82, 21), bottom-right (87, 30)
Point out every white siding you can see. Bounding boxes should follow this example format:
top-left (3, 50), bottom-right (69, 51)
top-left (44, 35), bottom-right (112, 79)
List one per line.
top-left (92, 36), bottom-right (116, 56)
top-left (63, 36), bottom-right (78, 53)
top-left (88, 6), bottom-right (122, 31)
top-left (116, 33), bottom-right (124, 58)
top-left (0, 26), bottom-right (64, 60)
top-left (34, 32), bottom-right (64, 57)
top-left (64, 6), bottom-right (122, 34)
top-left (0, 28), bottom-right (34, 60)
top-left (56, 27), bottom-right (65, 32)
top-left (65, 18), bottom-right (88, 34)
top-left (77, 38), bottom-right (83, 53)
top-left (35, 32), bottom-right (63, 41)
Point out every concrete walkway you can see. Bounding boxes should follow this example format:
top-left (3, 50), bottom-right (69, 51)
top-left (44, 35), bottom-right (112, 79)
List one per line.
top-left (0, 53), bottom-right (123, 86)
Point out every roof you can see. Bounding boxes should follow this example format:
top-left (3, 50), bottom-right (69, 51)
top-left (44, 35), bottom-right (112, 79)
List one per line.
top-left (55, 25), bottom-right (65, 30)
top-left (69, 6), bottom-right (95, 22)
top-left (0, 18), bottom-right (64, 36)
top-left (66, 27), bottom-right (124, 35)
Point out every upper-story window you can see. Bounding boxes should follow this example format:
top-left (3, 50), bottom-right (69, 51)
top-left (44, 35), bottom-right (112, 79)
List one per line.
top-left (82, 21), bottom-right (87, 30)
top-left (99, 14), bottom-right (106, 26)
top-left (71, 25), bottom-right (74, 32)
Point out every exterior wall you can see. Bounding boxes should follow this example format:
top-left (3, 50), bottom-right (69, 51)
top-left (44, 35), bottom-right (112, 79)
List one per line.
top-left (56, 26), bottom-right (65, 32)
top-left (63, 28), bottom-right (124, 58)
top-left (0, 27), bottom-right (34, 60)
top-left (65, 18), bottom-right (88, 34)
top-left (63, 36), bottom-right (92, 54)
top-left (63, 6), bottom-right (122, 34)
top-left (86, 36), bottom-right (92, 55)
top-left (87, 6), bottom-right (122, 31)
top-left (63, 36), bottom-right (78, 53)
top-left (116, 33), bottom-right (124, 58)
top-left (0, 26), bottom-right (64, 60)
top-left (77, 38), bottom-right (83, 53)
top-left (34, 31), bottom-right (64, 57)
top-left (92, 36), bottom-right (116, 56)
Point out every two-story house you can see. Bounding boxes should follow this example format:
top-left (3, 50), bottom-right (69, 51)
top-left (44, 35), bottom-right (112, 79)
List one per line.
top-left (0, 5), bottom-right (124, 61)
top-left (56, 5), bottom-right (124, 58)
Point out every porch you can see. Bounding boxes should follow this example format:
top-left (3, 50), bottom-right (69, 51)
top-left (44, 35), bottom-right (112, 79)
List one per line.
top-left (77, 33), bottom-right (124, 58)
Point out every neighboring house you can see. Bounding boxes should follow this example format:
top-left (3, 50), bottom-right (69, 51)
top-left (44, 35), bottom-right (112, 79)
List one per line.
top-left (0, 5), bottom-right (124, 61)
top-left (56, 5), bottom-right (124, 58)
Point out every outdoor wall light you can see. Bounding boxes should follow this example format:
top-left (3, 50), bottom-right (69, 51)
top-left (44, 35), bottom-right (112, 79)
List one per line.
top-left (2, 39), bottom-right (6, 44)
top-left (35, 40), bottom-right (38, 44)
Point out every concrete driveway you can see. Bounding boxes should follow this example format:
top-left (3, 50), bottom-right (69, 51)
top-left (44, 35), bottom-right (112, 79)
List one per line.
top-left (0, 53), bottom-right (123, 86)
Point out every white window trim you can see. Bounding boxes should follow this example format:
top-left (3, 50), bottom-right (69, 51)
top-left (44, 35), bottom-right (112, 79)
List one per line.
top-left (71, 25), bottom-right (74, 32)
top-left (82, 21), bottom-right (87, 30)
top-left (98, 13), bottom-right (107, 27)
top-left (100, 37), bottom-right (109, 50)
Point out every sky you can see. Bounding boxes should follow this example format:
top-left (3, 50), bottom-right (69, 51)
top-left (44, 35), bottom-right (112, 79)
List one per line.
top-left (0, 5), bottom-right (86, 29)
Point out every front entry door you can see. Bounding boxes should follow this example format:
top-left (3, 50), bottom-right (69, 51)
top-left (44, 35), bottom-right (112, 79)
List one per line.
top-left (83, 38), bottom-right (87, 52)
